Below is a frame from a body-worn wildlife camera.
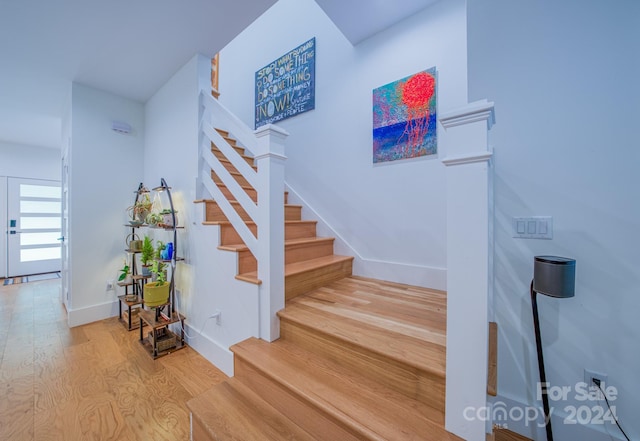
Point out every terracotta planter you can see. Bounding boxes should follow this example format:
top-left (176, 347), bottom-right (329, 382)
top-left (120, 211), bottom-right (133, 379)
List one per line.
top-left (144, 282), bottom-right (169, 307)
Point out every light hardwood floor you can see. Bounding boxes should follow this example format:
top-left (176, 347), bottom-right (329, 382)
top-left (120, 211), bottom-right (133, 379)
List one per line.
top-left (0, 279), bottom-right (227, 441)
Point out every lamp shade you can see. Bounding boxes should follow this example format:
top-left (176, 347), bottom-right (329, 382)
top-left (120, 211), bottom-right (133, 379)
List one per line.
top-left (533, 256), bottom-right (576, 298)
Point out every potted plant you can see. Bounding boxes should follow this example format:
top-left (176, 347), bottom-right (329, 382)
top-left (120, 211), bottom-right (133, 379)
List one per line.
top-left (160, 208), bottom-right (178, 227)
top-left (154, 240), bottom-right (165, 261)
top-left (144, 259), bottom-right (169, 307)
top-left (118, 260), bottom-right (131, 283)
top-left (146, 212), bottom-right (162, 227)
top-left (127, 193), bottom-right (153, 224)
top-left (140, 235), bottom-right (154, 276)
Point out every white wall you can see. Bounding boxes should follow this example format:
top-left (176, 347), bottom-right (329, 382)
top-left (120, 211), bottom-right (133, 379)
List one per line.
top-left (0, 141), bottom-right (60, 180)
top-left (468, 0), bottom-right (640, 439)
top-left (144, 54), bottom-right (260, 375)
top-left (219, 0), bottom-right (468, 290)
top-left (67, 83), bottom-right (145, 326)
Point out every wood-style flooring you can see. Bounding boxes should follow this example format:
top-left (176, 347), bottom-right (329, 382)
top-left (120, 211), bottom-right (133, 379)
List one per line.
top-left (0, 279), bottom-right (227, 441)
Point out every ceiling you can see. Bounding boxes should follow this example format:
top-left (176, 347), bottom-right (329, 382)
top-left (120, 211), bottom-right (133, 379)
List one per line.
top-left (0, 0), bottom-right (438, 150)
top-left (315, 0), bottom-right (439, 45)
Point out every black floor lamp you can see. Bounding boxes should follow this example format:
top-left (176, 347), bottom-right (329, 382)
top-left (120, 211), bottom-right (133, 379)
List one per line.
top-left (531, 255), bottom-right (576, 441)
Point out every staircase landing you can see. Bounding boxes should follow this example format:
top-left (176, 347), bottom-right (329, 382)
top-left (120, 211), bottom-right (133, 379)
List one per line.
top-left (188, 276), bottom-right (459, 441)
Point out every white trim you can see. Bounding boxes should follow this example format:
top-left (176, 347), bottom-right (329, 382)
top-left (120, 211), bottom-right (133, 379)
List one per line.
top-left (254, 123), bottom-right (290, 138)
top-left (253, 152), bottom-right (288, 161)
top-left (354, 258), bottom-right (446, 291)
top-left (67, 300), bottom-right (118, 327)
top-left (286, 183), bottom-right (446, 290)
top-left (442, 152), bottom-right (493, 167)
top-left (440, 99), bottom-right (496, 130)
top-left (0, 177), bottom-right (7, 278)
top-left (185, 323), bottom-right (235, 376)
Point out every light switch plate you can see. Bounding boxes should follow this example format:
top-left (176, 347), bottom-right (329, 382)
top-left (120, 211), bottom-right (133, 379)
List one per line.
top-left (513, 216), bottom-right (553, 239)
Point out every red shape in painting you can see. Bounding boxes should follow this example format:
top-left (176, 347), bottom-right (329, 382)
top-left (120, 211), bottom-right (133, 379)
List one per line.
top-left (400, 72), bottom-right (435, 156)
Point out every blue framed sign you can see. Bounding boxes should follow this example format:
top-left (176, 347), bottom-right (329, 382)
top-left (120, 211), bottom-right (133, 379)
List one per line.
top-left (255, 37), bottom-right (316, 128)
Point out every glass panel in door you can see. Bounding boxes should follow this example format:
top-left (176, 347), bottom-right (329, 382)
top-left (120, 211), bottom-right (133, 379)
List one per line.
top-left (7, 178), bottom-right (62, 277)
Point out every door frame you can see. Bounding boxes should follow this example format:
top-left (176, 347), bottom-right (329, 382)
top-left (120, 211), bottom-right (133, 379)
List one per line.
top-left (0, 177), bottom-right (6, 278)
top-left (7, 177), bottom-right (62, 277)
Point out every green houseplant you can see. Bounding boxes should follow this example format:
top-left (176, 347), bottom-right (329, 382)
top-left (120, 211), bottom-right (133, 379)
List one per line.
top-left (140, 236), bottom-right (154, 276)
top-left (144, 259), bottom-right (169, 307)
top-left (146, 212), bottom-right (162, 226)
top-left (154, 240), bottom-right (165, 260)
top-left (127, 193), bottom-right (153, 224)
top-left (117, 260), bottom-right (130, 282)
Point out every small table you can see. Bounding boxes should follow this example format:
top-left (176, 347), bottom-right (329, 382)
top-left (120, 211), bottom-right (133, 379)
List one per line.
top-left (138, 308), bottom-right (186, 359)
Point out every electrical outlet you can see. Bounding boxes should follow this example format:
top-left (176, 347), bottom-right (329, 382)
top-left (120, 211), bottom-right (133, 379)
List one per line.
top-left (211, 310), bottom-right (222, 326)
top-left (584, 369), bottom-right (608, 387)
top-left (106, 280), bottom-right (115, 291)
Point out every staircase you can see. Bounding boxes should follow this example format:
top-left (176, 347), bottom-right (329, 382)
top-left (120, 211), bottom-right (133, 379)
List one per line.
top-left (195, 129), bottom-right (354, 300)
top-left (188, 276), bottom-right (459, 440)
top-left (190, 125), bottom-right (459, 439)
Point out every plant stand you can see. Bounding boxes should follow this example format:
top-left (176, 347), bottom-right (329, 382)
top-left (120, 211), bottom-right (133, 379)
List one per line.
top-left (118, 294), bottom-right (144, 331)
top-left (138, 308), bottom-right (186, 359)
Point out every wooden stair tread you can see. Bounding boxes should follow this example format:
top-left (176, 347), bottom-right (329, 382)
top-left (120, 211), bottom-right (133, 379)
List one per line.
top-left (198, 199), bottom-right (301, 209)
top-left (304, 276), bottom-right (447, 330)
top-left (285, 254), bottom-right (354, 276)
top-left (187, 378), bottom-right (314, 441)
top-left (210, 183), bottom-right (255, 192)
top-left (235, 255), bottom-right (354, 285)
top-left (219, 236), bottom-right (335, 252)
top-left (211, 147), bottom-right (254, 162)
top-left (232, 337), bottom-right (461, 441)
top-left (217, 157), bottom-right (258, 171)
top-left (202, 219), bottom-right (316, 227)
top-left (278, 279), bottom-right (446, 377)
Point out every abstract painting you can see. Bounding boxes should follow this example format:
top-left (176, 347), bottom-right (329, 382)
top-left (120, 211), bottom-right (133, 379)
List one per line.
top-left (372, 68), bottom-right (437, 163)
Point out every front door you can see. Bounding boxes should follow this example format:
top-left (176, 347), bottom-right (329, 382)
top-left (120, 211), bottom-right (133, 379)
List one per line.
top-left (7, 177), bottom-right (62, 277)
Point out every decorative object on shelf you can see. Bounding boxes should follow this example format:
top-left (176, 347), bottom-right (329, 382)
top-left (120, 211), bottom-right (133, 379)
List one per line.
top-left (159, 209), bottom-right (178, 227)
top-left (530, 255), bottom-right (576, 441)
top-left (128, 191), bottom-right (152, 224)
top-left (373, 67), bottom-right (437, 163)
top-left (146, 212), bottom-right (162, 226)
top-left (126, 233), bottom-right (142, 251)
top-left (140, 235), bottom-right (154, 276)
top-left (161, 242), bottom-right (174, 261)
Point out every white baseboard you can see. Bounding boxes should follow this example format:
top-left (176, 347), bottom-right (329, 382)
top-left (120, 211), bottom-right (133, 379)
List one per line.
top-left (353, 258), bottom-right (446, 291)
top-left (286, 183), bottom-right (446, 290)
top-left (185, 323), bottom-right (234, 377)
top-left (67, 300), bottom-right (118, 327)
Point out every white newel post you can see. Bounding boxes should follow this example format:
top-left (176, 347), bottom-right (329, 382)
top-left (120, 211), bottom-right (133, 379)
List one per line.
top-left (254, 124), bottom-right (289, 342)
top-left (440, 100), bottom-right (495, 441)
